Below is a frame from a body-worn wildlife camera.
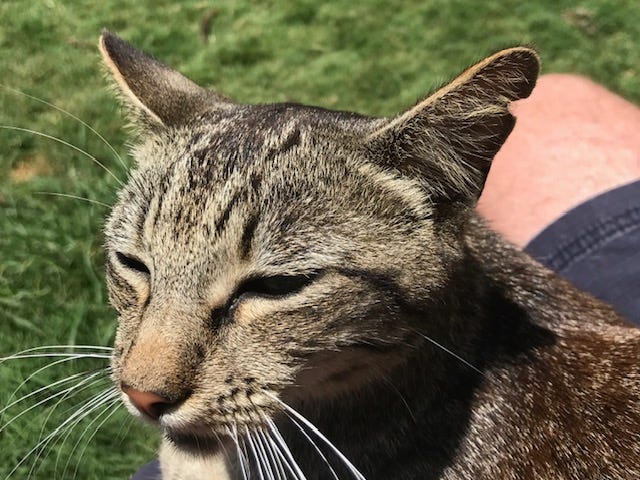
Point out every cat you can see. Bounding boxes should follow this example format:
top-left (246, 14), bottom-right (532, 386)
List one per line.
top-left (99, 31), bottom-right (640, 480)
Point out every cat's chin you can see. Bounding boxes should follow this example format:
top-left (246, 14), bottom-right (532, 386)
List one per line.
top-left (164, 429), bottom-right (229, 456)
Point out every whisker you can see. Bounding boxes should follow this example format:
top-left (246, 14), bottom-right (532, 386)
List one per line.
top-left (266, 432), bottom-right (298, 480)
top-left (33, 388), bottom-right (118, 480)
top-left (379, 375), bottom-right (417, 423)
top-left (0, 345), bottom-right (113, 363)
top-left (33, 192), bottom-right (112, 209)
top-left (0, 84), bottom-right (127, 169)
top-left (228, 425), bottom-right (249, 480)
top-left (67, 399), bottom-right (121, 480)
top-left (3, 388), bottom-right (118, 479)
top-left (0, 368), bottom-right (104, 417)
top-left (0, 353), bottom-right (111, 363)
top-left (262, 428), bottom-right (295, 480)
top-left (265, 417), bottom-right (307, 480)
top-left (255, 426), bottom-right (282, 480)
top-left (49, 396), bottom-right (117, 480)
top-left (211, 429), bottom-right (233, 472)
top-left (283, 411), bottom-right (339, 480)
top-left (414, 331), bottom-right (483, 375)
top-left (257, 428), bottom-right (287, 480)
top-left (2, 345), bottom-right (113, 354)
top-left (0, 371), bottom-right (108, 433)
top-left (245, 427), bottom-right (267, 480)
top-left (269, 396), bottom-right (366, 480)
top-left (35, 378), bottom-right (114, 447)
top-left (0, 125), bottom-right (123, 185)
top-left (115, 415), bottom-right (135, 444)
top-left (2, 354), bottom-right (109, 408)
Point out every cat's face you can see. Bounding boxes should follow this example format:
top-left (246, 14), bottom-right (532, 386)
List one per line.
top-left (100, 32), bottom-right (538, 452)
top-left (105, 104), bottom-right (447, 447)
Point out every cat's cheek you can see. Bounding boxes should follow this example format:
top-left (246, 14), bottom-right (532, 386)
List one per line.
top-left (105, 268), bottom-right (150, 313)
top-left (231, 296), bottom-right (279, 326)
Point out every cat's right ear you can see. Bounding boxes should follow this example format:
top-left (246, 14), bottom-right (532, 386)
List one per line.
top-left (365, 47), bottom-right (539, 204)
top-left (99, 31), bottom-right (228, 129)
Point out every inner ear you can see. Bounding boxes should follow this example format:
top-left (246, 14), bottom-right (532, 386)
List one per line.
top-left (99, 31), bottom-right (228, 128)
top-left (366, 47), bottom-right (540, 203)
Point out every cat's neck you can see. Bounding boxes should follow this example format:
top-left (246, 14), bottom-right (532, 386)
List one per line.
top-left (278, 214), bottom-right (627, 479)
top-left (463, 214), bottom-right (624, 331)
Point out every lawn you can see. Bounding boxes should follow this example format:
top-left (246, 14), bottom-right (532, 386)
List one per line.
top-left (1, 0), bottom-right (638, 478)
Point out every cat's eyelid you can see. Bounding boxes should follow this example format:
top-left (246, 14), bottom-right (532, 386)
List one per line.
top-left (114, 251), bottom-right (151, 276)
top-left (234, 270), bottom-right (322, 299)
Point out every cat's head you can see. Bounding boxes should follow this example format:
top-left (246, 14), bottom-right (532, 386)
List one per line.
top-left (100, 32), bottom-right (538, 451)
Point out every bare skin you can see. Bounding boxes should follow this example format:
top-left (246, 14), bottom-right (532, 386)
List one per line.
top-left (478, 74), bottom-right (640, 247)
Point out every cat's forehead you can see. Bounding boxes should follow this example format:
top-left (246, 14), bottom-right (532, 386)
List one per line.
top-left (135, 102), bottom-right (379, 181)
top-left (201, 102), bottom-right (375, 135)
top-left (128, 102), bottom-right (391, 212)
top-left (108, 101), bottom-right (430, 261)
top-left (191, 102), bottom-right (378, 166)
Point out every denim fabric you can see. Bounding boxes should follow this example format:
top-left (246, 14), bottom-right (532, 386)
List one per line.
top-left (526, 180), bottom-right (640, 325)
top-left (131, 459), bottom-right (161, 480)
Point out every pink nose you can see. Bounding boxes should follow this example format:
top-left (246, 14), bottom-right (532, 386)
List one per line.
top-left (122, 386), bottom-right (174, 420)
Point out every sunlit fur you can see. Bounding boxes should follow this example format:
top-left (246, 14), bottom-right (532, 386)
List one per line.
top-left (101, 32), bottom-right (640, 480)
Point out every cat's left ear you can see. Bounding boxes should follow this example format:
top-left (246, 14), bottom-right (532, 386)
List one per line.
top-left (366, 47), bottom-right (539, 203)
top-left (99, 31), bottom-right (228, 129)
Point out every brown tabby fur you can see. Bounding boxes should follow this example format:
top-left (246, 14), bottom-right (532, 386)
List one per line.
top-left (99, 31), bottom-right (640, 479)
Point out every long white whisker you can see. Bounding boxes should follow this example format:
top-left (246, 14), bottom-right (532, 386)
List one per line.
top-left (2, 353), bottom-right (109, 409)
top-left (115, 415), bottom-right (135, 444)
top-left (211, 429), bottom-right (235, 475)
top-left (255, 412), bottom-right (289, 480)
top-left (266, 417), bottom-right (307, 480)
top-left (254, 427), bottom-right (280, 480)
top-left (0, 84), bottom-right (126, 169)
top-left (0, 371), bottom-right (107, 433)
top-left (68, 399), bottom-right (121, 480)
top-left (0, 125), bottom-right (123, 185)
top-left (270, 396), bottom-right (366, 480)
top-left (267, 431), bottom-right (300, 480)
top-left (4, 388), bottom-right (118, 479)
top-left (35, 378), bottom-right (114, 448)
top-left (415, 331), bottom-right (483, 374)
top-left (245, 427), bottom-right (267, 480)
top-left (228, 425), bottom-right (249, 480)
top-left (258, 428), bottom-right (287, 480)
top-left (284, 411), bottom-right (340, 480)
top-left (0, 353), bottom-right (111, 362)
top-left (33, 388), bottom-right (118, 480)
top-left (36, 380), bottom-right (114, 439)
top-left (1, 345), bottom-right (113, 359)
top-left (33, 192), bottom-right (112, 208)
top-left (0, 368), bottom-right (103, 417)
top-left (30, 375), bottom-right (114, 469)
top-left (49, 395), bottom-right (117, 480)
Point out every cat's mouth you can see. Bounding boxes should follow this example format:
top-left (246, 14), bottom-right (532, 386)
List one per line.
top-left (164, 428), bottom-right (230, 455)
top-left (151, 395), bottom-right (281, 455)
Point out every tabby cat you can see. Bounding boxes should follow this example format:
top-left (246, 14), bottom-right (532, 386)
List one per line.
top-left (100, 32), bottom-right (640, 479)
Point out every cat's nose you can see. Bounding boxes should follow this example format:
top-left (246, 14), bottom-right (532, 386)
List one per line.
top-left (122, 386), bottom-right (174, 420)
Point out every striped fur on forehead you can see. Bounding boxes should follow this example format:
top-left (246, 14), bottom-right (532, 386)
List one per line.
top-left (111, 101), bottom-right (432, 244)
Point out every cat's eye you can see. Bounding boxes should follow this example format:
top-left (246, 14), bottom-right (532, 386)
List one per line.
top-left (211, 272), bottom-right (320, 328)
top-left (115, 252), bottom-right (150, 275)
top-left (235, 272), bottom-right (320, 299)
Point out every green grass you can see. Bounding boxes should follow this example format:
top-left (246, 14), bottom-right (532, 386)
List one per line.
top-left (0, 0), bottom-right (638, 478)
